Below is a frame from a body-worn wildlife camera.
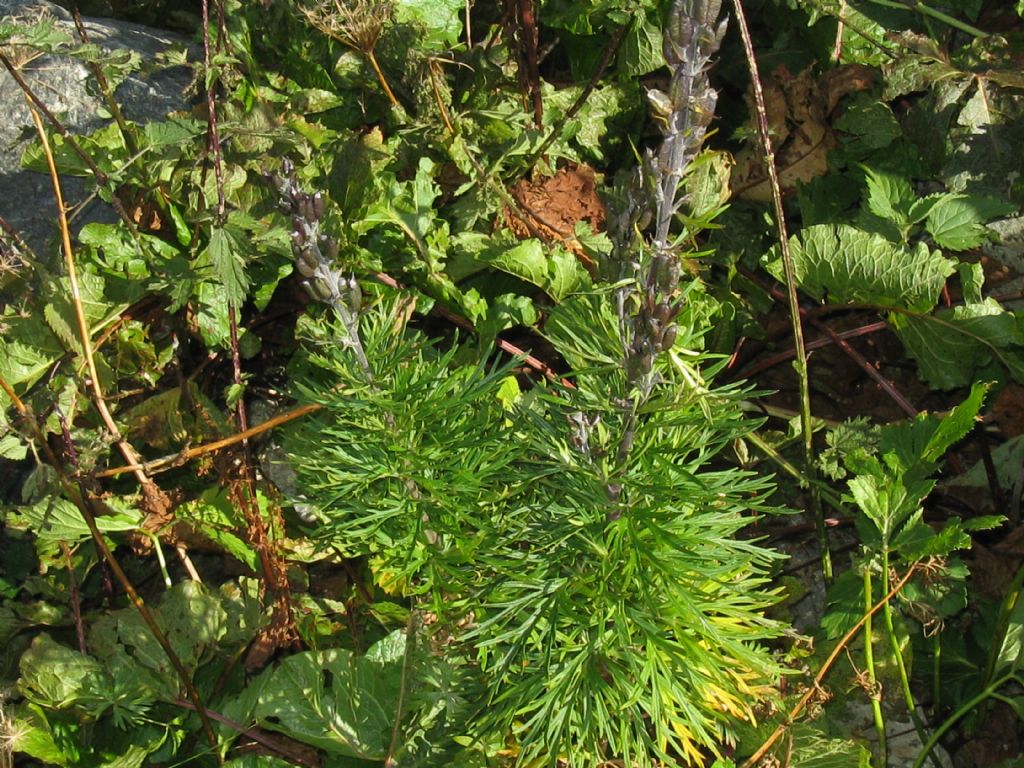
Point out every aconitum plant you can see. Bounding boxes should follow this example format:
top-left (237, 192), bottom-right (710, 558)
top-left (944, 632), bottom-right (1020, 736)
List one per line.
top-left (283, 0), bottom-right (785, 764)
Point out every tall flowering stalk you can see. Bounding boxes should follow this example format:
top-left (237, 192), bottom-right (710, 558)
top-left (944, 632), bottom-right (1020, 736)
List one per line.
top-left (268, 160), bottom-right (373, 381)
top-left (604, 0), bottom-right (728, 504)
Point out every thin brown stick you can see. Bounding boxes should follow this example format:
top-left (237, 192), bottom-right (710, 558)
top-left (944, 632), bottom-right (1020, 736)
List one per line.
top-left (27, 104), bottom-right (161, 497)
top-left (173, 699), bottom-right (318, 768)
top-left (741, 564), bottom-right (920, 768)
top-left (732, 0), bottom-right (829, 581)
top-left (93, 402), bottom-right (324, 479)
top-left (60, 541), bottom-right (87, 654)
top-left (68, 1), bottom-right (139, 156)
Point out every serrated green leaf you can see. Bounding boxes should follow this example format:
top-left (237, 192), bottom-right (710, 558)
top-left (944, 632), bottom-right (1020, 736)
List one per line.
top-left (619, 15), bottom-right (665, 76)
top-left (142, 117), bottom-right (204, 147)
top-left (9, 704), bottom-right (73, 766)
top-left (765, 224), bottom-right (954, 311)
top-left (918, 381), bottom-right (987, 463)
top-left (907, 193), bottom-right (945, 224)
top-left (477, 239), bottom-right (586, 302)
top-left (393, 0), bottom-right (464, 49)
top-left (205, 225), bottom-right (249, 307)
top-left (18, 634), bottom-right (107, 709)
top-left (863, 166), bottom-right (914, 225)
top-left (926, 195), bottom-right (988, 250)
top-left (835, 99), bottom-right (901, 151)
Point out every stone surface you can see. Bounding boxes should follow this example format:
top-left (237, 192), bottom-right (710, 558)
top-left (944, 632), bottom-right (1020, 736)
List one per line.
top-left (0, 0), bottom-right (196, 258)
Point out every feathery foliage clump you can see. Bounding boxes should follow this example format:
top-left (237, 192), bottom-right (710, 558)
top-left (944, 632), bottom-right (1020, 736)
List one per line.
top-left (283, 1), bottom-right (785, 763)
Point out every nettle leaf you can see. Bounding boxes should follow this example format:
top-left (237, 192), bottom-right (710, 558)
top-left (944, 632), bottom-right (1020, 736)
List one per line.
top-left (619, 14), bottom-right (665, 76)
top-left (142, 116), bottom-right (204, 148)
top-left (205, 224), bottom-right (249, 307)
top-left (834, 98), bottom-right (902, 152)
top-left (925, 194), bottom-right (1016, 251)
top-left (878, 381), bottom-right (987, 469)
top-left (892, 300), bottom-right (1024, 389)
top-left (766, 224), bottom-right (954, 311)
top-left (926, 195), bottom-right (988, 250)
top-left (863, 166), bottom-right (914, 226)
top-left (226, 630), bottom-right (406, 759)
top-left (393, 0), bottom-right (464, 50)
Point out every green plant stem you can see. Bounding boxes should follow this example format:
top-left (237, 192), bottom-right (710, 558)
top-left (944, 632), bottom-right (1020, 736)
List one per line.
top-left (742, 564), bottom-right (920, 768)
top-left (912, 672), bottom-right (1017, 768)
top-left (864, 567), bottom-right (888, 766)
top-left (880, 553), bottom-right (939, 766)
top-left (731, 0), bottom-right (830, 582)
top-left (743, 429), bottom-right (845, 513)
top-left (880, 552), bottom-right (942, 765)
top-left (863, 0), bottom-right (987, 37)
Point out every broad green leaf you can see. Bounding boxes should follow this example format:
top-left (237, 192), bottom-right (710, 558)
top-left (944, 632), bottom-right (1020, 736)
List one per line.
top-left (618, 15), bottom-right (665, 76)
top-left (995, 583), bottom-right (1024, 675)
top-left (834, 98), bottom-right (901, 152)
top-left (231, 630), bottom-right (407, 759)
top-left (926, 195), bottom-right (988, 250)
top-left (7, 498), bottom-right (142, 543)
top-left (918, 381), bottom-right (987, 463)
top-left (0, 333), bottom-right (64, 395)
top-left (393, 0), bottom-right (464, 49)
top-left (765, 224), bottom-right (954, 312)
top-left (176, 488), bottom-right (260, 571)
top-left (89, 581), bottom-right (229, 682)
top-left (9, 704), bottom-right (73, 766)
top-left (18, 634), bottom-right (106, 708)
top-left (957, 261), bottom-right (984, 304)
top-left (142, 117), bottom-right (204, 147)
top-left (477, 239), bottom-right (586, 302)
top-left (893, 301), bottom-right (1024, 389)
top-left (876, 382), bottom-right (987, 470)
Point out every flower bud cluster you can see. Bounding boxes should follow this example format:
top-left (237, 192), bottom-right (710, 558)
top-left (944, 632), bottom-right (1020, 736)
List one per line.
top-left (267, 159), bottom-right (361, 317)
top-left (604, 0), bottom-right (726, 392)
top-left (266, 160), bottom-right (373, 379)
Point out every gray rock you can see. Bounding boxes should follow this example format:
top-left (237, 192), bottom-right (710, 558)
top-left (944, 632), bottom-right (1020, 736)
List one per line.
top-left (0, 0), bottom-right (196, 259)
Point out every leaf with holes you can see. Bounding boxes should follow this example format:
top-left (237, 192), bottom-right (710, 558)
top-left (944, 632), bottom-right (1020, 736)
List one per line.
top-left (223, 631), bottom-right (406, 759)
